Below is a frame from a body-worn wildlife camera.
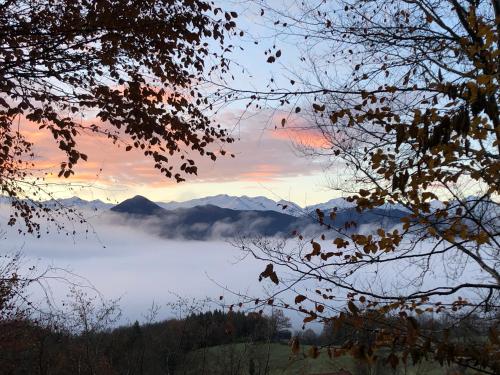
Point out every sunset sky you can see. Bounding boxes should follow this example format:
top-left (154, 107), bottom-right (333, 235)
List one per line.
top-left (22, 1), bottom-right (345, 206)
top-left (26, 109), bottom-right (341, 205)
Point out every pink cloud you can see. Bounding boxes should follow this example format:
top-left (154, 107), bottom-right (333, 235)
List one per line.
top-left (18, 109), bottom-right (328, 189)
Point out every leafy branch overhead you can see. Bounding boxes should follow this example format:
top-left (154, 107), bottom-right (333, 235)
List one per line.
top-left (0, 0), bottom-right (239, 232)
top-left (233, 0), bottom-right (500, 373)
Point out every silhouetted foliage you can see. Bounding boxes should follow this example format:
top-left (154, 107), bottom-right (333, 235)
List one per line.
top-left (0, 0), bottom-right (238, 233)
top-left (225, 0), bottom-right (500, 373)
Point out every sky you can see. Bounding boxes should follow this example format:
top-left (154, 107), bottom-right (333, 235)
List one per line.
top-left (16, 1), bottom-right (346, 206)
top-left (25, 109), bottom-right (340, 206)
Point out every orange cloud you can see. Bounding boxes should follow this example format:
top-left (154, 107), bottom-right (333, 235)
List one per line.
top-left (240, 164), bottom-right (281, 182)
top-left (16, 108), bottom-right (330, 195)
top-left (270, 127), bottom-right (330, 149)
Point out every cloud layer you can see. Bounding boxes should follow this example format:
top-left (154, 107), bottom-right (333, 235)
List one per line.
top-left (19, 110), bottom-right (330, 201)
top-left (1, 213), bottom-right (269, 324)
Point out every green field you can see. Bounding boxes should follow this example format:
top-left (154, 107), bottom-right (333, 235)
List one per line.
top-left (179, 342), bottom-right (464, 375)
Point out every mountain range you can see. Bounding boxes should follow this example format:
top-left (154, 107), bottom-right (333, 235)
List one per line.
top-left (1, 194), bottom-right (495, 239)
top-left (1, 194), bottom-right (358, 216)
top-left (109, 195), bottom-right (408, 240)
top-left (156, 194), bottom-right (361, 214)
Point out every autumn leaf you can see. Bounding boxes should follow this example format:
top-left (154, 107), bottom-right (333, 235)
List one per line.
top-left (295, 295), bottom-right (307, 304)
top-left (348, 301), bottom-right (359, 315)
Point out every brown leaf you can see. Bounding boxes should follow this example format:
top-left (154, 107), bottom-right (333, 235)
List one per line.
top-left (295, 295), bottom-right (307, 304)
top-left (348, 301), bottom-right (359, 315)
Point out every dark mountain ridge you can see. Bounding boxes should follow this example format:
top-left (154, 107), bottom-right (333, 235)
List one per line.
top-left (109, 195), bottom-right (409, 240)
top-left (111, 195), bottom-right (165, 216)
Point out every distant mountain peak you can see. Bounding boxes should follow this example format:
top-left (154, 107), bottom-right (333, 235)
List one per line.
top-left (131, 195), bottom-right (149, 201)
top-left (111, 195), bottom-right (165, 216)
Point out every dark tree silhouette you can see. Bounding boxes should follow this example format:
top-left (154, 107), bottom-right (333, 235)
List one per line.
top-left (0, 0), bottom-right (238, 233)
top-left (220, 0), bottom-right (500, 373)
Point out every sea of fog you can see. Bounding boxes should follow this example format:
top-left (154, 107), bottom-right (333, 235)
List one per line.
top-left (1, 212), bottom-right (277, 325)
top-left (0, 207), bottom-right (489, 328)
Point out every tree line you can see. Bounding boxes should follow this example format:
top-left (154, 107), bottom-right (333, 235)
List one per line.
top-left (0, 301), bottom-right (294, 375)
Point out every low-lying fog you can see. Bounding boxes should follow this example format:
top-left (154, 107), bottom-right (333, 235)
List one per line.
top-left (1, 206), bottom-right (488, 328)
top-left (1, 210), bottom-right (275, 324)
